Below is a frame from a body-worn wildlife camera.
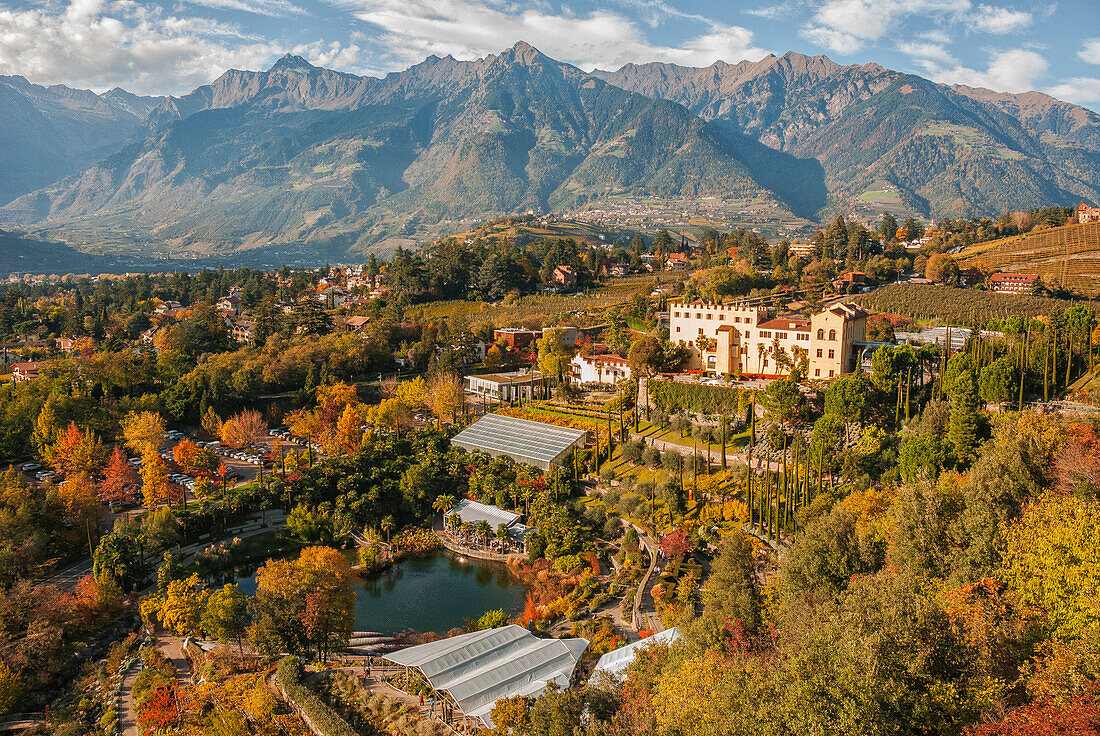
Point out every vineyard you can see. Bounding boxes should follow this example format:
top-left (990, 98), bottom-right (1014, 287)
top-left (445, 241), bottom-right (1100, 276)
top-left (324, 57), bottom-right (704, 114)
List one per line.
top-left (956, 221), bottom-right (1100, 296)
top-left (854, 283), bottom-right (1076, 325)
top-left (409, 275), bottom-right (659, 325)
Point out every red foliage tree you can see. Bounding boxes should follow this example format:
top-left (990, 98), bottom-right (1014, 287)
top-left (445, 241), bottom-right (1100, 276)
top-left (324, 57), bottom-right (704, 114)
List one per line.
top-left (138, 683), bottom-right (180, 735)
top-left (966, 688), bottom-right (1100, 735)
top-left (1055, 423), bottom-right (1100, 496)
top-left (99, 446), bottom-right (138, 503)
top-left (658, 528), bottom-right (692, 558)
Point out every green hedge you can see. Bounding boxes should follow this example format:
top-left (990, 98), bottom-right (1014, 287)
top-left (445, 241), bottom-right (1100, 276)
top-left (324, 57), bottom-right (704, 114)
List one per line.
top-left (649, 380), bottom-right (754, 415)
top-left (275, 656), bottom-right (360, 736)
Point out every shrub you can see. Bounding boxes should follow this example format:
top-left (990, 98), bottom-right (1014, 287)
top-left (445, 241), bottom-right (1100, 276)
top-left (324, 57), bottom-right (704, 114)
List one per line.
top-left (275, 656), bottom-right (360, 736)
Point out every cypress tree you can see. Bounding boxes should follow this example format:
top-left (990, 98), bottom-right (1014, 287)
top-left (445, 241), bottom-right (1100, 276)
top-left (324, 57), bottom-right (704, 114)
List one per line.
top-left (948, 368), bottom-right (980, 465)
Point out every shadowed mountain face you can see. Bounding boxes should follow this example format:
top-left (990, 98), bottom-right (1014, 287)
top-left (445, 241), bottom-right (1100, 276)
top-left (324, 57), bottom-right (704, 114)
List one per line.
top-left (0, 76), bottom-right (162, 206)
top-left (593, 52), bottom-right (1100, 219)
top-left (1, 44), bottom-right (778, 255)
top-left (2, 45), bottom-right (1100, 259)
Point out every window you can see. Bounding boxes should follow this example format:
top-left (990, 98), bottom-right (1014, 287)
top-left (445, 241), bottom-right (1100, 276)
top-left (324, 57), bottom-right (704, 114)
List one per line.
top-left (797, 333), bottom-right (809, 341)
top-left (706, 313), bottom-right (712, 320)
top-left (829, 329), bottom-right (836, 340)
top-left (763, 359), bottom-right (769, 367)
top-left (828, 349), bottom-right (835, 359)
top-left (829, 370), bottom-right (835, 377)
top-left (735, 316), bottom-right (741, 323)
top-left (674, 311), bottom-right (680, 317)
top-left (760, 331), bottom-right (772, 338)
top-left (676, 326), bottom-right (680, 332)
top-left (698, 328), bottom-right (704, 334)
top-left (814, 369), bottom-right (820, 377)
top-left (816, 349), bottom-right (822, 358)
top-left (777, 332), bottom-right (788, 339)
top-left (744, 331), bottom-right (750, 339)
top-left (696, 313), bottom-right (702, 319)
top-left (817, 328), bottom-right (824, 339)
top-left (718, 314), bottom-right (725, 320)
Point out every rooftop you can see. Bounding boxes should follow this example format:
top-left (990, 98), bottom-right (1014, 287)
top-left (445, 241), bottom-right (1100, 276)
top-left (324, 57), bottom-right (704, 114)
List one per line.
top-left (451, 413), bottom-right (587, 467)
top-left (466, 370), bottom-right (547, 384)
top-left (447, 499), bottom-right (521, 530)
top-left (385, 625), bottom-right (588, 727)
top-left (758, 317), bottom-right (811, 331)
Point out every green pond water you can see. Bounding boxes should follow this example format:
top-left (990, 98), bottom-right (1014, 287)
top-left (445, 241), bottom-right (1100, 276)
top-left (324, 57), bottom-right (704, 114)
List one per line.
top-left (230, 551), bottom-right (527, 634)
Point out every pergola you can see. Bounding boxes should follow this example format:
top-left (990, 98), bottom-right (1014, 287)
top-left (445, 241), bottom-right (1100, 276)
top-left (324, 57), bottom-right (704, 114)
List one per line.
top-left (384, 625), bottom-right (589, 729)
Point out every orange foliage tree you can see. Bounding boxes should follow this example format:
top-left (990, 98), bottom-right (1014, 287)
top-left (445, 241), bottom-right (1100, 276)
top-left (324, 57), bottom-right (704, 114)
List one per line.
top-left (50, 422), bottom-right (104, 477)
top-left (138, 683), bottom-right (181, 735)
top-left (99, 446), bottom-right (139, 503)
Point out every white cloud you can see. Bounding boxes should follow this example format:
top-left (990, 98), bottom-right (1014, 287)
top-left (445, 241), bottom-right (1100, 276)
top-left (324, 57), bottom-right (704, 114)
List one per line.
top-left (185, 0), bottom-right (307, 18)
top-left (291, 40), bottom-right (362, 69)
top-left (971, 4), bottom-right (1031, 34)
top-left (1079, 38), bottom-right (1100, 65)
top-left (801, 1), bottom-right (1031, 54)
top-left (330, 0), bottom-right (768, 72)
top-left (897, 41), bottom-right (957, 66)
top-left (923, 48), bottom-right (1049, 93)
top-left (0, 0), bottom-right (279, 94)
top-left (1048, 77), bottom-right (1100, 107)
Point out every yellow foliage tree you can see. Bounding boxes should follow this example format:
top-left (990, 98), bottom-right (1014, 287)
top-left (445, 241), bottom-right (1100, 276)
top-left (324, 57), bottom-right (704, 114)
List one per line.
top-left (394, 376), bottom-right (427, 410)
top-left (0, 660), bottom-right (22, 716)
top-left (332, 405), bottom-right (364, 456)
top-left (160, 573), bottom-right (210, 637)
top-left (654, 651), bottom-right (727, 732)
top-left (141, 449), bottom-right (174, 507)
top-left (122, 410), bottom-right (166, 454)
top-left (427, 371), bottom-right (466, 426)
top-left (1001, 492), bottom-right (1100, 641)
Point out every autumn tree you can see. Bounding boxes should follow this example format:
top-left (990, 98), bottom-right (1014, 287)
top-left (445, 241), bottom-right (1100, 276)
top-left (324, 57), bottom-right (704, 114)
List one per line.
top-left (202, 584), bottom-right (251, 655)
top-left (220, 408), bottom-right (266, 449)
top-left (427, 371), bottom-right (465, 426)
top-left (249, 546), bottom-right (353, 661)
top-left (201, 406), bottom-right (222, 438)
top-left (172, 439), bottom-right (201, 474)
top-left (121, 410), bottom-right (166, 455)
top-left (332, 405), bottom-right (363, 456)
top-left (141, 449), bottom-right (175, 507)
top-left (160, 573), bottom-right (209, 637)
top-left (1001, 493), bottom-right (1100, 641)
top-left (50, 422), bottom-right (104, 477)
top-left (100, 446), bottom-right (139, 503)
top-left (925, 253), bottom-right (960, 285)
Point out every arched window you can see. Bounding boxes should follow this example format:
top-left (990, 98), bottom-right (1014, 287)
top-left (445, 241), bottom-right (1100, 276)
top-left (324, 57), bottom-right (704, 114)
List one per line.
top-left (828, 329), bottom-right (836, 340)
top-left (816, 328), bottom-right (824, 340)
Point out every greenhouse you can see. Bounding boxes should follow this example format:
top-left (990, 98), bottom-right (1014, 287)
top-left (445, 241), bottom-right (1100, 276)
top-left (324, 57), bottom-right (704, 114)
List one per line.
top-left (384, 625), bottom-right (589, 728)
top-left (450, 413), bottom-right (587, 471)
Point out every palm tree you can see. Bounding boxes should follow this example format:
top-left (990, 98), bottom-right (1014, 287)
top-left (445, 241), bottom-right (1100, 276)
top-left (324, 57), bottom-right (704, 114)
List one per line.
top-left (460, 521), bottom-right (474, 543)
top-left (433, 494), bottom-right (457, 516)
top-left (475, 520), bottom-right (493, 548)
top-left (495, 525), bottom-right (510, 552)
top-left (380, 515), bottom-right (395, 545)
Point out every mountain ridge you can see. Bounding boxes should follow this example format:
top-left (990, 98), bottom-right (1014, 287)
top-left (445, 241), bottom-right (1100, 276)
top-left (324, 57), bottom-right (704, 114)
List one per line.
top-left (1, 44), bottom-right (1099, 259)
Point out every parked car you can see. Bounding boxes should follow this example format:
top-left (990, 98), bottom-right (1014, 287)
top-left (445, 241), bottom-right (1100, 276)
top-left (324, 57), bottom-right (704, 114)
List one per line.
top-left (20, 462), bottom-right (40, 472)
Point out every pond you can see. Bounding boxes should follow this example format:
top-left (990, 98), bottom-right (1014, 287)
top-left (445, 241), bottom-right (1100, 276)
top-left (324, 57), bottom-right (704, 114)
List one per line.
top-left (230, 551), bottom-right (528, 634)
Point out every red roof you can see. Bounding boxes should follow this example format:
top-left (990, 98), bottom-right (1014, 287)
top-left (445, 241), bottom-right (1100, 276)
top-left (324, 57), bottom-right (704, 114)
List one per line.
top-left (990, 273), bottom-right (1038, 283)
top-left (757, 317), bottom-right (811, 331)
top-left (582, 354), bottom-right (630, 366)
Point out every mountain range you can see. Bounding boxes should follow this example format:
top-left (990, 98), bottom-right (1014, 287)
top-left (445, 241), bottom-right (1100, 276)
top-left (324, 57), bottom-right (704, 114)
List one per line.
top-left (1, 43), bottom-right (1099, 260)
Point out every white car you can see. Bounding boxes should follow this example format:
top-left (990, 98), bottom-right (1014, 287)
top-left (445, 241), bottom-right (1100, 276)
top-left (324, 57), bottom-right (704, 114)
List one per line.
top-left (20, 462), bottom-right (40, 472)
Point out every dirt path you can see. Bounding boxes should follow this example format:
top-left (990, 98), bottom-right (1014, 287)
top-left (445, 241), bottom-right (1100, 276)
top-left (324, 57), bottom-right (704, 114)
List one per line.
top-left (118, 661), bottom-right (141, 736)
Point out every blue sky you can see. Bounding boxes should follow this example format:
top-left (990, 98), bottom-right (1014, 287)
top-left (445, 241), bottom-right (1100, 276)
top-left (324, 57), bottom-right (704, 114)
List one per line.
top-left (0, 0), bottom-right (1097, 111)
